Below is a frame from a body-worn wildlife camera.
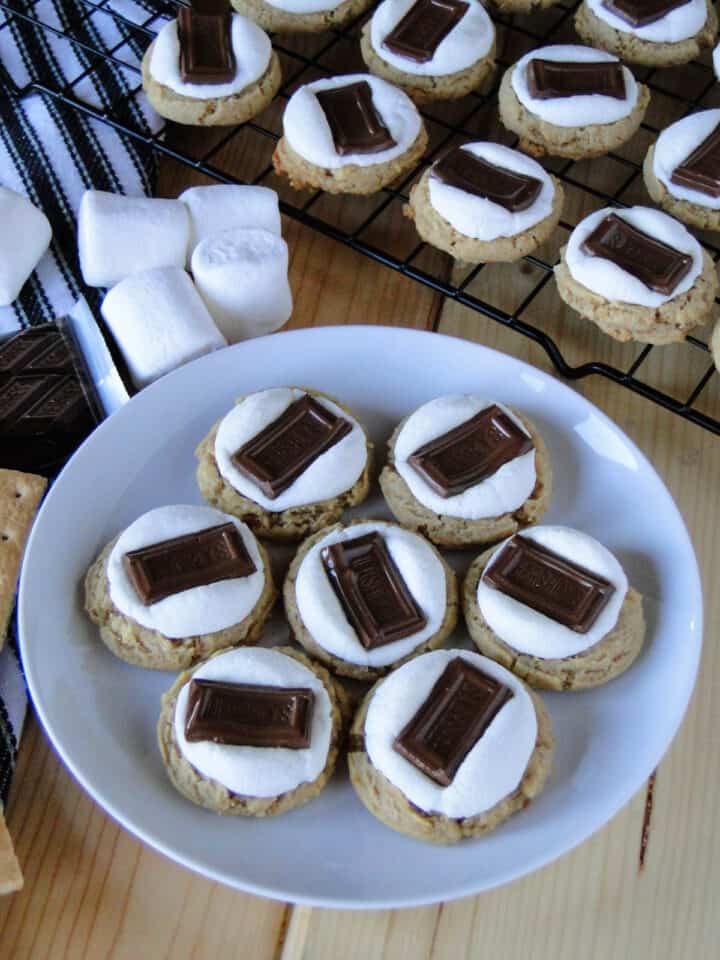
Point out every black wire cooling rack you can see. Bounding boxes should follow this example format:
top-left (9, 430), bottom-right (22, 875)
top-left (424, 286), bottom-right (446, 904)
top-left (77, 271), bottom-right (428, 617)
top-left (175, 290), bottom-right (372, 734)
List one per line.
top-left (3, 0), bottom-right (720, 433)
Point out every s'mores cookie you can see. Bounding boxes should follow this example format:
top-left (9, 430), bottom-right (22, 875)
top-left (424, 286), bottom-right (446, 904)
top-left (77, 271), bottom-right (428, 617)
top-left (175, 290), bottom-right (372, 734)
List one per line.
top-left (348, 649), bottom-right (554, 843)
top-left (463, 526), bottom-right (646, 690)
top-left (405, 141), bottom-right (564, 263)
top-left (555, 205), bottom-right (718, 344)
top-left (231, 0), bottom-right (372, 33)
top-left (284, 519), bottom-right (458, 681)
top-left (158, 646), bottom-right (348, 816)
top-left (360, 0), bottom-right (496, 104)
top-left (84, 504), bottom-right (276, 670)
top-left (575, 0), bottom-right (717, 68)
top-left (643, 110), bottom-right (720, 232)
top-left (142, 3), bottom-right (281, 126)
top-left (379, 395), bottom-right (552, 549)
top-left (273, 74), bottom-right (428, 195)
top-left (498, 44), bottom-right (649, 160)
top-left (196, 387), bottom-right (373, 541)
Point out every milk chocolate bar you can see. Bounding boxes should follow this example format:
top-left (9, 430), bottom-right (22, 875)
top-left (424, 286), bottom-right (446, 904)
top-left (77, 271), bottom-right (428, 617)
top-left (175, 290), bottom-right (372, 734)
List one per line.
top-left (483, 535), bottom-right (615, 633)
top-left (185, 679), bottom-right (314, 748)
top-left (178, 0), bottom-right (236, 86)
top-left (671, 125), bottom-right (720, 199)
top-left (321, 532), bottom-right (427, 650)
top-left (382, 0), bottom-right (469, 64)
top-left (394, 657), bottom-right (513, 786)
top-left (123, 522), bottom-right (256, 605)
top-left (580, 213), bottom-right (692, 296)
top-left (0, 324), bottom-right (99, 476)
top-left (231, 394), bottom-right (352, 499)
top-left (601, 0), bottom-right (690, 28)
top-left (527, 59), bottom-right (626, 100)
top-left (316, 81), bottom-right (396, 156)
top-left (431, 149), bottom-right (543, 212)
top-left (408, 404), bottom-right (534, 497)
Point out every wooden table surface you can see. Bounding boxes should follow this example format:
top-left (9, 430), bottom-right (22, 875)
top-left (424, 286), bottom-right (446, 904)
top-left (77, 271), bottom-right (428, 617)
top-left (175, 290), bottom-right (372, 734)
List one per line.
top-left (2, 120), bottom-right (720, 958)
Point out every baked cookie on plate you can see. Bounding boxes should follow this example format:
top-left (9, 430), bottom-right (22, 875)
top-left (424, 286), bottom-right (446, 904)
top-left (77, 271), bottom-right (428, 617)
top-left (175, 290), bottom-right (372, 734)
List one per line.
top-left (84, 504), bottom-right (276, 670)
top-left (405, 141), bottom-right (564, 263)
top-left (498, 43), bottom-right (649, 160)
top-left (379, 394), bottom-right (552, 548)
top-left (158, 645), bottom-right (348, 816)
top-left (142, 5), bottom-right (281, 126)
top-left (348, 648), bottom-right (554, 842)
top-left (555, 205), bottom-right (718, 344)
top-left (463, 525), bottom-right (646, 690)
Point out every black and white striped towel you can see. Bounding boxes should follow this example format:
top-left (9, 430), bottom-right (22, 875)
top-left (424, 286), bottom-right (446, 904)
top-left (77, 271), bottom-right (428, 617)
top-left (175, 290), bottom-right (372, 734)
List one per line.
top-left (0, 0), bottom-right (169, 806)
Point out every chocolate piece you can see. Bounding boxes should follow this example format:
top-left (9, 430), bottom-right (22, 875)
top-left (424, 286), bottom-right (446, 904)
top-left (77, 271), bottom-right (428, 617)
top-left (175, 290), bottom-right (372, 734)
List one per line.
top-left (432, 148), bottom-right (543, 212)
top-left (185, 679), bottom-right (314, 748)
top-left (601, 0), bottom-right (690, 28)
top-left (580, 213), bottom-right (692, 296)
top-left (316, 81), bottom-right (396, 156)
top-left (177, 0), bottom-right (235, 86)
top-left (382, 0), bottom-right (469, 64)
top-left (394, 657), bottom-right (513, 786)
top-left (0, 324), bottom-right (99, 476)
top-left (123, 522), bottom-right (256, 605)
top-left (321, 532), bottom-right (427, 650)
top-left (483, 535), bottom-right (615, 633)
top-left (230, 394), bottom-right (352, 499)
top-left (670, 124), bottom-right (720, 199)
top-left (527, 59), bottom-right (626, 100)
top-left (407, 404), bottom-right (534, 498)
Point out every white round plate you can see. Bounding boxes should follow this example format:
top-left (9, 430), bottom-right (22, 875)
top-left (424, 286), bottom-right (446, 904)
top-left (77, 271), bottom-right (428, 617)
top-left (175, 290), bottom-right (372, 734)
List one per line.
top-left (19, 326), bottom-right (702, 909)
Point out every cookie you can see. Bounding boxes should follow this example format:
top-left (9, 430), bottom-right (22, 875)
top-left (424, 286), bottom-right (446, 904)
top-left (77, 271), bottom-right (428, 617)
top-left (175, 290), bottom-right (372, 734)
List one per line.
top-left (575, 0), bottom-right (717, 68)
top-left (158, 646), bottom-right (348, 816)
top-left (405, 141), bottom-right (564, 263)
top-left (284, 519), bottom-right (458, 681)
top-left (84, 504), bottom-right (276, 670)
top-left (196, 386), bottom-right (373, 541)
top-left (0, 469), bottom-right (47, 646)
top-left (498, 44), bottom-right (649, 160)
top-left (142, 12), bottom-right (281, 126)
top-left (231, 0), bottom-right (372, 33)
top-left (359, 0), bottom-right (496, 104)
top-left (463, 526), bottom-right (646, 691)
top-left (379, 395), bottom-right (552, 549)
top-left (348, 649), bottom-right (554, 843)
top-left (643, 109), bottom-right (720, 232)
top-left (555, 205), bottom-right (718, 344)
top-left (490, 0), bottom-right (561, 10)
top-left (273, 74), bottom-right (427, 195)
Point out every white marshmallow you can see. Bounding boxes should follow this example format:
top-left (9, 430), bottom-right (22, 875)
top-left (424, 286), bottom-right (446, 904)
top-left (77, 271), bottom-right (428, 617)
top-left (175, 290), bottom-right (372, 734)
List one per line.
top-left (78, 190), bottom-right (189, 288)
top-left (179, 184), bottom-right (281, 262)
top-left (0, 187), bottom-right (52, 306)
top-left (101, 267), bottom-right (226, 388)
top-left (191, 227), bottom-right (292, 342)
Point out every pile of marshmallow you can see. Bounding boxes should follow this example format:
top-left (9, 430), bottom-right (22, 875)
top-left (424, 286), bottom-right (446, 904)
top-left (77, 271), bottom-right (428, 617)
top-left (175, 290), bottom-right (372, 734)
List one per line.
top-left (80, 185), bottom-right (293, 388)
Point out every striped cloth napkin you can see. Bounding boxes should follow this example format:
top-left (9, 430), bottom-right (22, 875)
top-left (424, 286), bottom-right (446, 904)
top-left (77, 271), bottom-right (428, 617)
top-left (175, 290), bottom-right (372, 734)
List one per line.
top-left (0, 0), bottom-right (168, 812)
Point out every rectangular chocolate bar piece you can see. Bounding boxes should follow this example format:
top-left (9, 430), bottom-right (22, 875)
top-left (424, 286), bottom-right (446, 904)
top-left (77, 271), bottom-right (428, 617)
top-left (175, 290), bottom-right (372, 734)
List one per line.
top-left (382, 0), bottom-right (470, 64)
top-left (670, 125), bottom-right (720, 199)
top-left (394, 657), bottom-right (513, 786)
top-left (230, 394), bottom-right (352, 499)
top-left (601, 0), bottom-right (690, 28)
top-left (0, 324), bottom-right (99, 476)
top-left (432, 148), bottom-right (543, 212)
top-left (483, 535), bottom-right (615, 633)
top-left (580, 213), bottom-right (692, 296)
top-left (316, 81), bottom-right (397, 156)
top-left (185, 679), bottom-right (314, 748)
top-left (321, 532), bottom-right (427, 650)
top-left (178, 0), bottom-right (236, 86)
top-left (408, 404), bottom-right (534, 498)
top-left (527, 59), bottom-right (626, 100)
top-left (123, 522), bottom-right (256, 605)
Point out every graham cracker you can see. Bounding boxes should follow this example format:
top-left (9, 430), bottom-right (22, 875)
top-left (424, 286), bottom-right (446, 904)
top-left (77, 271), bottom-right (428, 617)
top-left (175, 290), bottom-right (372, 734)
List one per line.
top-left (0, 810), bottom-right (22, 894)
top-left (0, 469), bottom-right (47, 647)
